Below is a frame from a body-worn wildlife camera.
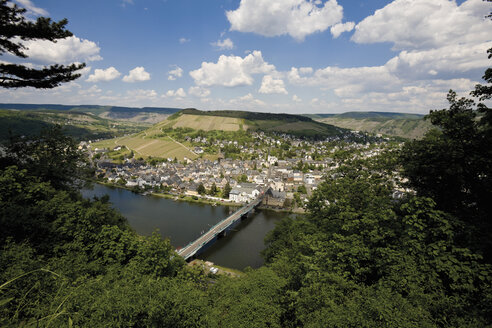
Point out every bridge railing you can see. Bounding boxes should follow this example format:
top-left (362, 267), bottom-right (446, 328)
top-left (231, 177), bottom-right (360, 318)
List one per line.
top-left (177, 189), bottom-right (269, 257)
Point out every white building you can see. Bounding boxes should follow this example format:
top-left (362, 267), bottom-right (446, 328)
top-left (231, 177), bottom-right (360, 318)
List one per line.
top-left (229, 183), bottom-right (261, 203)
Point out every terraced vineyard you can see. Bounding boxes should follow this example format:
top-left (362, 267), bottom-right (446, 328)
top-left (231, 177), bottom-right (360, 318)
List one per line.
top-left (92, 134), bottom-right (198, 160)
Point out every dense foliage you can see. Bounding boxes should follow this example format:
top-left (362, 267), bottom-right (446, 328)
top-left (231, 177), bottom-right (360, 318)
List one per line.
top-left (1, 41), bottom-right (491, 328)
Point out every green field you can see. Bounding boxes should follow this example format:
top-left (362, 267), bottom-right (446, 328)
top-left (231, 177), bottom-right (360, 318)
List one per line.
top-left (92, 135), bottom-right (198, 160)
top-left (150, 113), bottom-right (247, 132)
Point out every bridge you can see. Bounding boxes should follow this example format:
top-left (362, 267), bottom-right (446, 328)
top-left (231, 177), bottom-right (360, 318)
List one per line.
top-left (177, 189), bottom-right (268, 261)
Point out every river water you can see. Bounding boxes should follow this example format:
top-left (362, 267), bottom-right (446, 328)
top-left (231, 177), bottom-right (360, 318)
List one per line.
top-left (82, 184), bottom-right (290, 270)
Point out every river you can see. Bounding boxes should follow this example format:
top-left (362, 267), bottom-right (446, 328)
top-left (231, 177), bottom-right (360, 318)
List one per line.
top-left (82, 184), bottom-right (290, 270)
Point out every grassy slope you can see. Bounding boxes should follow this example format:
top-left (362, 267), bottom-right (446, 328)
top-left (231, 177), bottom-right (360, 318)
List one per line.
top-left (168, 114), bottom-right (247, 131)
top-left (90, 108), bottom-right (347, 160)
top-left (92, 134), bottom-right (198, 160)
top-left (0, 109), bottom-right (149, 142)
top-left (176, 109), bottom-right (345, 138)
top-left (311, 112), bottom-right (432, 139)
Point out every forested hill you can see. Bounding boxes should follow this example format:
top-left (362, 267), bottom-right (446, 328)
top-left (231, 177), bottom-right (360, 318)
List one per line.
top-left (308, 111), bottom-right (432, 139)
top-left (180, 108), bottom-right (313, 122)
top-left (0, 103), bottom-right (181, 114)
top-left (172, 108), bottom-right (348, 139)
top-left (0, 103), bottom-right (181, 124)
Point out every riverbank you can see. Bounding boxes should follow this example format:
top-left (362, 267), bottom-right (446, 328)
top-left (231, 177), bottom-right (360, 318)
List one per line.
top-left (188, 259), bottom-right (242, 277)
top-left (91, 180), bottom-right (302, 214)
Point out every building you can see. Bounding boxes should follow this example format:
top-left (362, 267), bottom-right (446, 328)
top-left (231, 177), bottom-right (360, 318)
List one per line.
top-left (263, 189), bottom-right (286, 207)
top-left (229, 183), bottom-right (260, 203)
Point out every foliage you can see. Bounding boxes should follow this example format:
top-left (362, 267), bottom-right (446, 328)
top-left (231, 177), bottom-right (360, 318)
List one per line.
top-left (0, 125), bottom-right (92, 191)
top-left (263, 156), bottom-right (492, 327)
top-left (222, 182), bottom-right (231, 199)
top-left (401, 91), bottom-right (491, 259)
top-left (197, 183), bottom-right (206, 195)
top-left (0, 0), bottom-right (85, 88)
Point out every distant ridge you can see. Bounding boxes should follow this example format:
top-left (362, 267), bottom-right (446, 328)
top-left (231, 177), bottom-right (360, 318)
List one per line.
top-left (0, 103), bottom-right (181, 114)
top-left (308, 111), bottom-right (425, 120)
top-left (309, 111), bottom-right (431, 139)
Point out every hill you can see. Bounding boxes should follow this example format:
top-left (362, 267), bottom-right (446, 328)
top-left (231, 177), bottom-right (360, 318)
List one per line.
top-left (0, 103), bottom-right (181, 123)
top-left (91, 109), bottom-right (352, 161)
top-left (169, 108), bottom-right (346, 139)
top-left (309, 111), bottom-right (431, 139)
top-left (0, 109), bottom-right (149, 142)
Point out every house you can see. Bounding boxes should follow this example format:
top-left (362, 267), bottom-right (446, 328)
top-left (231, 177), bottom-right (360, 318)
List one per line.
top-left (263, 189), bottom-right (286, 207)
top-left (270, 179), bottom-right (285, 192)
top-left (186, 184), bottom-right (199, 196)
top-left (229, 183), bottom-right (260, 203)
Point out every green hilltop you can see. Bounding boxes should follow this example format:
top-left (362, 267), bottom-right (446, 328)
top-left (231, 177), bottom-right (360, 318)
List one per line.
top-left (172, 108), bottom-right (347, 139)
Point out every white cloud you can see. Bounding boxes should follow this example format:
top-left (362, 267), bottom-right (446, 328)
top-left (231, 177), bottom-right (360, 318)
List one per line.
top-left (168, 66), bottom-right (183, 80)
top-left (226, 0), bottom-right (345, 41)
top-left (352, 0), bottom-right (492, 50)
top-left (292, 95), bottom-right (302, 102)
top-left (229, 93), bottom-right (266, 109)
top-left (165, 88), bottom-right (186, 98)
top-left (127, 89), bottom-right (157, 99)
top-left (15, 0), bottom-right (48, 16)
top-left (385, 41), bottom-right (492, 80)
top-left (189, 50), bottom-right (275, 87)
top-left (179, 38), bottom-right (190, 44)
top-left (211, 38), bottom-right (234, 50)
top-left (330, 21), bottom-right (355, 38)
top-left (188, 86), bottom-right (211, 98)
top-left (22, 36), bottom-right (102, 64)
top-left (122, 66), bottom-right (151, 82)
top-left (259, 75), bottom-right (288, 94)
top-left (288, 65), bottom-right (399, 94)
top-left (86, 67), bottom-right (121, 82)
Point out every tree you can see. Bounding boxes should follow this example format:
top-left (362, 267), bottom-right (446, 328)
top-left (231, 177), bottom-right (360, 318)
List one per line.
top-left (222, 182), bottom-right (231, 199)
top-left (197, 183), bottom-right (206, 195)
top-left (0, 125), bottom-right (92, 192)
top-left (0, 0), bottom-right (85, 88)
top-left (209, 182), bottom-right (218, 196)
top-left (400, 49), bottom-right (492, 260)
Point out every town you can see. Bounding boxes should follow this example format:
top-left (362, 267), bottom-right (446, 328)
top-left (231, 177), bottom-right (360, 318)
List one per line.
top-left (86, 131), bottom-right (407, 212)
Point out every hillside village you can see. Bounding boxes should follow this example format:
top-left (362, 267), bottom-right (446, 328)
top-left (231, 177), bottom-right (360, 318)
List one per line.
top-left (87, 131), bottom-right (407, 211)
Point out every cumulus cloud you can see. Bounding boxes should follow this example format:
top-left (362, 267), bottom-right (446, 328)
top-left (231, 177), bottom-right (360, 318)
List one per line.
top-left (330, 21), bottom-right (355, 38)
top-left (22, 36), bottom-right (102, 64)
top-left (165, 88), bottom-right (186, 98)
top-left (211, 38), bottom-right (234, 50)
top-left (385, 41), bottom-right (492, 80)
top-left (122, 66), bottom-right (151, 82)
top-left (259, 75), bottom-right (288, 94)
top-left (226, 0), bottom-right (344, 41)
top-left (15, 0), bottom-right (48, 16)
top-left (179, 38), bottom-right (190, 44)
top-left (86, 67), bottom-right (121, 83)
top-left (229, 93), bottom-right (266, 108)
top-left (188, 86), bottom-right (211, 98)
top-left (168, 66), bottom-right (183, 80)
top-left (189, 50), bottom-right (275, 87)
top-left (352, 0), bottom-right (492, 50)
top-left (292, 95), bottom-right (302, 102)
top-left (127, 89), bottom-right (157, 99)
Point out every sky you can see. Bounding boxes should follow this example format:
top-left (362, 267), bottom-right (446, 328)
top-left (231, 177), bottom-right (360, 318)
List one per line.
top-left (1, 0), bottom-right (491, 114)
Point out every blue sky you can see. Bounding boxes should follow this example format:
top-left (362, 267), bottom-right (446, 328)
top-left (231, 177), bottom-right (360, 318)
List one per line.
top-left (2, 0), bottom-right (491, 113)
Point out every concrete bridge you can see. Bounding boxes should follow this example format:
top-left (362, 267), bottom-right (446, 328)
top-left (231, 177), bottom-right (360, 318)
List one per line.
top-left (177, 189), bottom-right (268, 261)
